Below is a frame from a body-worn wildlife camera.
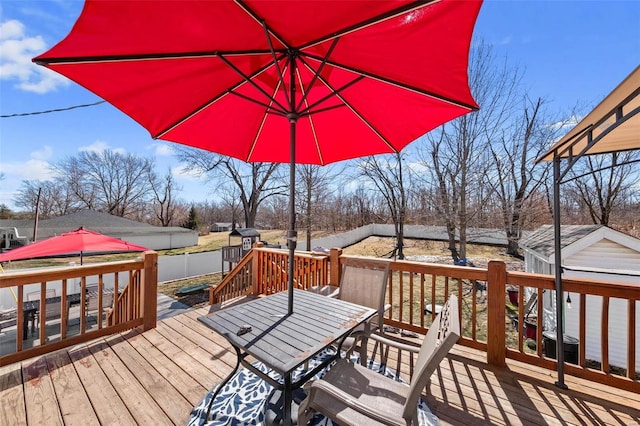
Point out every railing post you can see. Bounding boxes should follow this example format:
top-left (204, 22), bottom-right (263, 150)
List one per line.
top-left (142, 251), bottom-right (158, 331)
top-left (329, 248), bottom-right (342, 286)
top-left (252, 242), bottom-right (263, 295)
top-left (487, 260), bottom-right (506, 367)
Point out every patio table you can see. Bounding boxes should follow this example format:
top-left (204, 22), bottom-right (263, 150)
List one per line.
top-left (198, 288), bottom-right (377, 426)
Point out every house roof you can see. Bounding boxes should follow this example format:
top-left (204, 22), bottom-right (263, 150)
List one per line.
top-left (520, 224), bottom-right (640, 260)
top-left (0, 210), bottom-right (192, 241)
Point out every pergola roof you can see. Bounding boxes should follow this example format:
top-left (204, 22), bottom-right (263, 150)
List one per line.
top-left (538, 65), bottom-right (640, 162)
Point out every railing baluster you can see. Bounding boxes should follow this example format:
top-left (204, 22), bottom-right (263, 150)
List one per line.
top-left (602, 296), bottom-right (610, 372)
top-left (579, 293), bottom-right (586, 366)
top-left (61, 279), bottom-right (68, 340)
top-left (628, 300), bottom-right (636, 380)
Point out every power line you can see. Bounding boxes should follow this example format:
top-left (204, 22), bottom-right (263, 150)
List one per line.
top-left (0, 101), bottom-right (106, 118)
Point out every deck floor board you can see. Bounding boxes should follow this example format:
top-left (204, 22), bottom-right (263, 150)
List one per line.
top-left (1, 305), bottom-right (639, 426)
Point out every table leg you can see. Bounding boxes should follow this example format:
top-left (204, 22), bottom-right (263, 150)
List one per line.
top-left (204, 345), bottom-right (241, 421)
top-left (23, 311), bottom-right (29, 340)
top-left (283, 373), bottom-right (292, 426)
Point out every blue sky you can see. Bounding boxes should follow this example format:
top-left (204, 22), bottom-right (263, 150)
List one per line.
top-left (1, 0), bottom-right (639, 211)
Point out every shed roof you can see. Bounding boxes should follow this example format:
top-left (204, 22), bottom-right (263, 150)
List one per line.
top-left (521, 224), bottom-right (640, 260)
top-left (228, 228), bottom-right (260, 238)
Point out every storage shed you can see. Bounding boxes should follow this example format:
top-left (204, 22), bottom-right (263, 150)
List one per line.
top-left (521, 224), bottom-right (640, 372)
top-left (221, 228), bottom-right (262, 275)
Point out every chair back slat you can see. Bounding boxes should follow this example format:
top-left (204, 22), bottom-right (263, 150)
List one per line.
top-left (338, 258), bottom-right (389, 325)
top-left (402, 294), bottom-right (460, 421)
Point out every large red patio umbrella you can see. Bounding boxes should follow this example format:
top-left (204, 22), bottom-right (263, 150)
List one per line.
top-left (33, 0), bottom-right (482, 314)
top-left (0, 227), bottom-right (148, 265)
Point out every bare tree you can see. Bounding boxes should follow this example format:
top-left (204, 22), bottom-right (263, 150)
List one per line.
top-left (359, 152), bottom-right (408, 259)
top-left (15, 180), bottom-right (79, 218)
top-left (54, 150), bottom-right (155, 217)
top-left (261, 195), bottom-right (289, 231)
top-left (418, 41), bottom-right (520, 263)
top-left (488, 96), bottom-right (561, 257)
top-left (296, 164), bottom-right (339, 250)
top-left (149, 168), bottom-right (182, 226)
top-left (219, 185), bottom-right (243, 229)
top-left (567, 151), bottom-right (640, 225)
top-left (174, 147), bottom-right (285, 228)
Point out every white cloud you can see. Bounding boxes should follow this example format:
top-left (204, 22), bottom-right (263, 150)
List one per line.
top-left (0, 143), bottom-right (59, 208)
top-left (153, 143), bottom-right (174, 157)
top-left (0, 19), bottom-right (70, 94)
top-left (30, 145), bottom-right (53, 161)
top-left (172, 165), bottom-right (203, 180)
top-left (0, 147), bottom-right (56, 183)
top-left (549, 114), bottom-right (582, 132)
top-left (405, 160), bottom-right (430, 174)
top-left (78, 141), bottom-right (126, 154)
top-left (0, 19), bottom-right (25, 40)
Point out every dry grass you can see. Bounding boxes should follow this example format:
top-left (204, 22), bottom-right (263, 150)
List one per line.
top-left (343, 236), bottom-right (527, 350)
top-left (160, 229), bottom-right (288, 255)
top-left (343, 236), bottom-right (521, 270)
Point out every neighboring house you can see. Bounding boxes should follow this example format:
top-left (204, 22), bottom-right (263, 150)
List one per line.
top-left (0, 210), bottom-right (198, 250)
top-left (520, 224), bottom-right (640, 372)
top-left (211, 222), bottom-right (239, 233)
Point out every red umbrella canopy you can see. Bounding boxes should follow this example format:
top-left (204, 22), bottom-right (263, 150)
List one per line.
top-left (33, 0), bottom-right (482, 165)
top-left (34, 0), bottom-right (482, 315)
top-left (0, 227), bottom-right (148, 263)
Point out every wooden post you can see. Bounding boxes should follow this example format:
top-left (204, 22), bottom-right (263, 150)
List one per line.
top-left (252, 242), bottom-right (263, 295)
top-left (141, 251), bottom-right (158, 331)
top-left (329, 248), bottom-right (342, 286)
top-left (487, 260), bottom-right (506, 367)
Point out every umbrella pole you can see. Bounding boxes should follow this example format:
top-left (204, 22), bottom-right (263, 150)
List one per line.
top-left (286, 53), bottom-right (299, 316)
top-left (287, 114), bottom-right (298, 315)
top-left (553, 156), bottom-right (567, 389)
top-left (287, 116), bottom-right (297, 316)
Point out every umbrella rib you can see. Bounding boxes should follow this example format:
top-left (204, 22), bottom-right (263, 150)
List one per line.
top-left (296, 37), bottom-right (341, 112)
top-left (155, 58), bottom-right (287, 138)
top-left (235, 0), bottom-right (290, 50)
top-left (33, 50), bottom-right (280, 66)
top-left (299, 0), bottom-right (437, 51)
top-left (298, 103), bottom-right (349, 118)
top-left (309, 69), bottom-right (398, 153)
top-left (218, 54), bottom-right (290, 114)
top-left (300, 52), bottom-right (479, 112)
top-left (227, 91), bottom-right (288, 116)
top-left (262, 20), bottom-right (291, 109)
top-left (295, 67), bottom-right (325, 165)
top-left (297, 55), bottom-right (365, 115)
top-left (246, 75), bottom-right (287, 162)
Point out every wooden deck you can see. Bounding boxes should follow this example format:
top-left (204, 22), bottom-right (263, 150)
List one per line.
top-left (2, 304), bottom-right (639, 426)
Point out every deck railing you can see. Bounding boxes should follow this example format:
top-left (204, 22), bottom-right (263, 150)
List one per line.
top-left (212, 247), bottom-right (639, 392)
top-left (0, 251), bottom-right (157, 366)
top-left (210, 245), bottom-right (332, 304)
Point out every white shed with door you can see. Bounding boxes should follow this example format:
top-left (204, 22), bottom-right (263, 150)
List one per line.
top-left (520, 225), bottom-right (640, 372)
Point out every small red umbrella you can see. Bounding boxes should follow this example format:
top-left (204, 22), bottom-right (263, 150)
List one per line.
top-left (33, 0), bottom-right (482, 313)
top-left (0, 227), bottom-right (148, 264)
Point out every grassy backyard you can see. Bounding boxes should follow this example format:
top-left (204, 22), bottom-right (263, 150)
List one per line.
top-left (2, 231), bottom-right (525, 348)
top-left (157, 236), bottom-right (523, 329)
